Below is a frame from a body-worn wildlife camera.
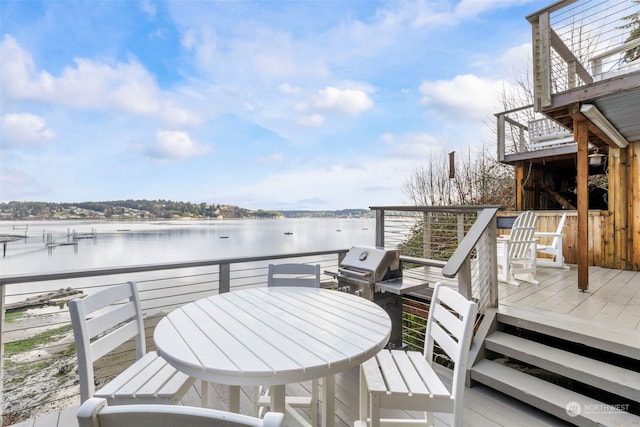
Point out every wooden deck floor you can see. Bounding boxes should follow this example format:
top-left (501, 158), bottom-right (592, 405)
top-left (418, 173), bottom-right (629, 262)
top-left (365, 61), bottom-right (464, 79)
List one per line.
top-left (498, 265), bottom-right (640, 332)
top-left (9, 265), bottom-right (639, 427)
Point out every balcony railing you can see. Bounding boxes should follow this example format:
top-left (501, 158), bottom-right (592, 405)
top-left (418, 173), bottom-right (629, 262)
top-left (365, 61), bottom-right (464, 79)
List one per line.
top-left (496, 104), bottom-right (578, 161)
top-left (1, 206), bottom-right (499, 425)
top-left (527, 0), bottom-right (640, 110)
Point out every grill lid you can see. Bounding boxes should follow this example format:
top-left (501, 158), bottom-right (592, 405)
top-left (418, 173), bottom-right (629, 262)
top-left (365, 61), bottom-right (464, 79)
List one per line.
top-left (339, 246), bottom-right (400, 283)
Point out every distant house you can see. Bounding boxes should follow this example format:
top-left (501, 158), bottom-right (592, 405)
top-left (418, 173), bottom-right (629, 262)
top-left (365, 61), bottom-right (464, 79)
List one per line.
top-left (495, 0), bottom-right (640, 289)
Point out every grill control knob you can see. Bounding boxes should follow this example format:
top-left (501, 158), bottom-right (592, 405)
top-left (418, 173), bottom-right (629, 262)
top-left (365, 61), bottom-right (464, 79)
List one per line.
top-left (342, 285), bottom-right (351, 293)
top-left (354, 290), bottom-right (363, 297)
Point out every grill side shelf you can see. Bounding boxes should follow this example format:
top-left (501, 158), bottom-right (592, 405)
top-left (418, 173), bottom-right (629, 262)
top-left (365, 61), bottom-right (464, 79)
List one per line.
top-left (375, 276), bottom-right (431, 295)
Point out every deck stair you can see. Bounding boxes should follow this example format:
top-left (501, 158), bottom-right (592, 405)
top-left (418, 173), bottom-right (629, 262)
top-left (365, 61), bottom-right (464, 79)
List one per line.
top-left (470, 306), bottom-right (640, 426)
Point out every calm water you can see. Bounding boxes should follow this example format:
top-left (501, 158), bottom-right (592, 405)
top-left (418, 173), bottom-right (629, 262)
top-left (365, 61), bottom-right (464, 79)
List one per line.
top-left (1, 218), bottom-right (375, 276)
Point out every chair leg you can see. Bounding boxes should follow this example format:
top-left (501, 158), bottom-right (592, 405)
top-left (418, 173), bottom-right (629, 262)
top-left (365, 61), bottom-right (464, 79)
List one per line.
top-left (358, 365), bottom-right (368, 424)
top-left (426, 411), bottom-right (434, 427)
top-left (252, 386), bottom-right (260, 417)
top-left (229, 385), bottom-right (240, 413)
top-left (369, 392), bottom-right (381, 427)
top-left (201, 380), bottom-right (209, 407)
top-left (310, 379), bottom-right (318, 427)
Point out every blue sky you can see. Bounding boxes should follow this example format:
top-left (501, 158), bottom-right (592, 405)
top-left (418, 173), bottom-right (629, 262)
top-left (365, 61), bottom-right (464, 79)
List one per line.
top-left (1, 0), bottom-right (543, 210)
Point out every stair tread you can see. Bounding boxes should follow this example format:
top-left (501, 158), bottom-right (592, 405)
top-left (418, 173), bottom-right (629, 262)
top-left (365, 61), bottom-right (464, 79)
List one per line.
top-left (497, 305), bottom-right (640, 360)
top-left (471, 359), bottom-right (640, 426)
top-left (485, 331), bottom-right (640, 400)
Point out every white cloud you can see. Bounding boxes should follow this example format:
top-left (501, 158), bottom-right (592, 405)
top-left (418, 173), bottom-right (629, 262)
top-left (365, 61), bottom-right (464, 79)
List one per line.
top-left (1, 113), bottom-right (56, 147)
top-left (0, 35), bottom-right (199, 127)
top-left (278, 83), bottom-right (301, 94)
top-left (381, 132), bottom-right (444, 159)
top-left (310, 86), bottom-right (374, 116)
top-left (260, 153), bottom-right (284, 164)
top-left (297, 114), bottom-right (324, 127)
top-left (140, 0), bottom-right (157, 18)
top-left (419, 74), bottom-right (506, 121)
top-left (181, 27), bottom-right (218, 70)
top-left (216, 155), bottom-right (419, 210)
top-left (0, 167), bottom-right (48, 201)
top-left (144, 130), bottom-right (210, 161)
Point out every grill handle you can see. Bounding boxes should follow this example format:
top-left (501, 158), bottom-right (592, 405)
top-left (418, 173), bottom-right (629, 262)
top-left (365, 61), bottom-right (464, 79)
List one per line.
top-left (338, 268), bottom-right (371, 279)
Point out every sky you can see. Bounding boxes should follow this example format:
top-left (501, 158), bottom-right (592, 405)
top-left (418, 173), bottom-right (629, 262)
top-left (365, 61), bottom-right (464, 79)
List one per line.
top-left (0, 0), bottom-right (544, 211)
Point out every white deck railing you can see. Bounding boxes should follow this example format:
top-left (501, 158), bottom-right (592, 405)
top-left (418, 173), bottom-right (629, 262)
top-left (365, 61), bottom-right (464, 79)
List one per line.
top-left (496, 105), bottom-right (578, 160)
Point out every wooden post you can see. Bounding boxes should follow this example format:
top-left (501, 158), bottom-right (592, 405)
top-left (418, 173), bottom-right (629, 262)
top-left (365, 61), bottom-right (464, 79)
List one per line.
top-left (515, 162), bottom-right (524, 210)
top-left (575, 115), bottom-right (589, 290)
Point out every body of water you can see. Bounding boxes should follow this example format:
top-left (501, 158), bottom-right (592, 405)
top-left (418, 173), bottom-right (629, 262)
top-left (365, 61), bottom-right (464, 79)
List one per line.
top-left (1, 218), bottom-right (375, 277)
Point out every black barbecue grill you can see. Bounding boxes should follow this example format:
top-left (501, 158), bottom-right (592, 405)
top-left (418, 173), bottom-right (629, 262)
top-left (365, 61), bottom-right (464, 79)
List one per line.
top-left (326, 245), bottom-right (430, 348)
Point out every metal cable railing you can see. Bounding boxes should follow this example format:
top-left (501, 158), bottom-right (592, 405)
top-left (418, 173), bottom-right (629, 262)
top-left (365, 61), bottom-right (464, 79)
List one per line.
top-left (535, 0), bottom-right (640, 94)
top-left (1, 251), bottom-right (343, 426)
top-left (372, 206), bottom-right (499, 352)
top-left (2, 207), bottom-right (500, 425)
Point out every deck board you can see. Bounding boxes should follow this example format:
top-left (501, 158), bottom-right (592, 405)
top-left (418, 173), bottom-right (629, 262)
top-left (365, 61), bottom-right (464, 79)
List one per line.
top-left (10, 265), bottom-right (640, 427)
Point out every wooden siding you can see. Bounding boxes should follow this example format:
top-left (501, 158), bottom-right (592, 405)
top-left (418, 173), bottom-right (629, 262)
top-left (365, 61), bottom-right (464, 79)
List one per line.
top-left (501, 191), bottom-right (640, 272)
top-left (631, 141), bottom-right (640, 271)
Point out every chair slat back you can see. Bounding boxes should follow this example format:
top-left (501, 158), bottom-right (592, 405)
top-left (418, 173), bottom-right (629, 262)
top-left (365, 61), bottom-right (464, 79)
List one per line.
top-left (507, 211), bottom-right (537, 259)
top-left (69, 281), bottom-right (146, 402)
top-left (423, 284), bottom-right (478, 399)
top-left (551, 213), bottom-right (567, 249)
top-left (267, 263), bottom-right (321, 287)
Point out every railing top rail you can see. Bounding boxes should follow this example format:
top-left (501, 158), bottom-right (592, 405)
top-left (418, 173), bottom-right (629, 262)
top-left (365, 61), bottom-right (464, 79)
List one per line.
top-left (442, 207), bottom-right (499, 278)
top-left (0, 248), bottom-right (349, 286)
top-left (494, 104), bottom-right (534, 117)
top-left (370, 205), bottom-right (501, 213)
top-left (526, 0), bottom-right (578, 22)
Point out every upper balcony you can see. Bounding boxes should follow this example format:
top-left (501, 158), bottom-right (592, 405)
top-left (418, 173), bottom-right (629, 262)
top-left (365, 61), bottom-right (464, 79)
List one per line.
top-left (498, 0), bottom-right (640, 164)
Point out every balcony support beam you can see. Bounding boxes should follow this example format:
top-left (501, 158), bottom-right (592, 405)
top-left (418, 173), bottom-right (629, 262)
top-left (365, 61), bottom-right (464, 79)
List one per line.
top-left (572, 105), bottom-right (590, 291)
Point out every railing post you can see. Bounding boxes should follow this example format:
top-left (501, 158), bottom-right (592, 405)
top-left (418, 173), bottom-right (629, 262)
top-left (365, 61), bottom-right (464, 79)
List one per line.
top-left (375, 209), bottom-right (385, 247)
top-left (219, 263), bottom-right (230, 294)
top-left (538, 11), bottom-right (552, 109)
top-left (457, 214), bottom-right (465, 244)
top-left (487, 218), bottom-right (499, 308)
top-left (423, 212), bottom-right (432, 258)
top-left (458, 258), bottom-right (472, 300)
top-left (497, 113), bottom-right (506, 162)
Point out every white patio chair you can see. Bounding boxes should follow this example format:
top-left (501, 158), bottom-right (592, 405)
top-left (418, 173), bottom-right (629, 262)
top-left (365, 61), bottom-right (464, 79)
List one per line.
top-left (496, 211), bottom-right (539, 285)
top-left (69, 281), bottom-right (195, 405)
top-left (536, 212), bottom-right (569, 269)
top-left (355, 283), bottom-right (478, 427)
top-left (253, 263), bottom-right (321, 425)
top-left (77, 397), bottom-right (284, 427)
top-left (267, 262), bottom-right (321, 287)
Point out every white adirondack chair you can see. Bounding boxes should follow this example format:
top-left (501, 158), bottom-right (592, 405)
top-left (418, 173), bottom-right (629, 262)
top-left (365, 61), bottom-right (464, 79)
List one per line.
top-left (355, 283), bottom-right (478, 427)
top-left (69, 281), bottom-right (195, 405)
top-left (77, 397), bottom-right (284, 427)
top-left (253, 263), bottom-right (321, 425)
top-left (496, 211), bottom-right (539, 286)
top-left (536, 213), bottom-right (569, 269)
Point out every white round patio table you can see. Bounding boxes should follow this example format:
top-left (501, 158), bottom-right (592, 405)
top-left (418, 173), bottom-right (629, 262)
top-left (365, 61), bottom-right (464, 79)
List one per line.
top-left (153, 286), bottom-right (391, 427)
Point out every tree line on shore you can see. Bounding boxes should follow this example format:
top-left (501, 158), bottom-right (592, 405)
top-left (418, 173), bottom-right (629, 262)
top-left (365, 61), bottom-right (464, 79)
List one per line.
top-left (0, 200), bottom-right (372, 220)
